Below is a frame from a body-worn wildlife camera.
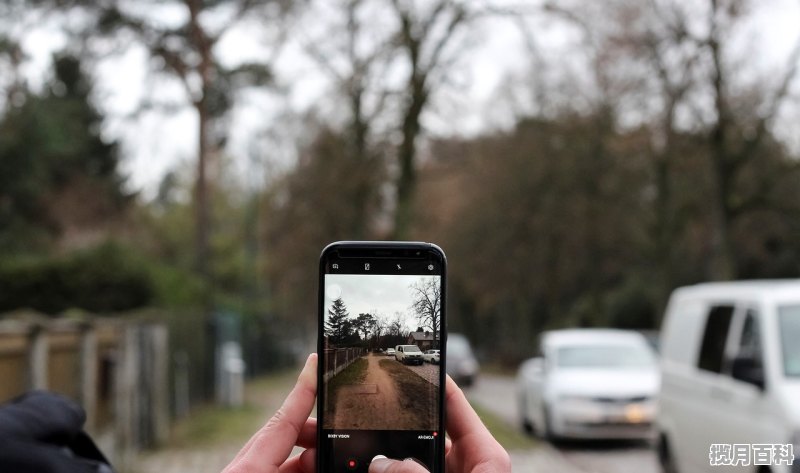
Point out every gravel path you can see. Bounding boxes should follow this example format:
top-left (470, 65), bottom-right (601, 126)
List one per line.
top-left (403, 360), bottom-right (441, 387)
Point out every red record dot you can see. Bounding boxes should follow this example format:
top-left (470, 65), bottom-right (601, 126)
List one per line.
top-left (433, 431), bottom-right (438, 437)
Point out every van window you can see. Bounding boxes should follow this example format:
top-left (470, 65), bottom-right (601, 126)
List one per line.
top-left (697, 305), bottom-right (734, 373)
top-left (778, 305), bottom-right (800, 377)
top-left (736, 310), bottom-right (762, 360)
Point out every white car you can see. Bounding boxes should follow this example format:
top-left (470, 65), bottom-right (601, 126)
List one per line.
top-left (423, 349), bottom-right (440, 364)
top-left (395, 345), bottom-right (424, 365)
top-left (385, 348), bottom-right (396, 357)
top-left (447, 333), bottom-right (479, 386)
top-left (517, 329), bottom-right (659, 441)
top-left (657, 281), bottom-right (800, 473)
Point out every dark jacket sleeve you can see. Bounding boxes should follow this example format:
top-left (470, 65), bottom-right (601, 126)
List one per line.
top-left (0, 391), bottom-right (115, 473)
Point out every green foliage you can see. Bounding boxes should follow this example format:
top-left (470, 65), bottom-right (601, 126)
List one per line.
top-left (0, 242), bottom-right (204, 314)
top-left (606, 279), bottom-right (658, 330)
top-left (0, 54), bottom-right (128, 254)
top-left (325, 297), bottom-right (354, 346)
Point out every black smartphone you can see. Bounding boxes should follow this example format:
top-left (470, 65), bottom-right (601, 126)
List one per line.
top-left (317, 241), bottom-right (447, 473)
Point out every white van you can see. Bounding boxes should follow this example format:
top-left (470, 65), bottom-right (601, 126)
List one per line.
top-left (657, 281), bottom-right (800, 473)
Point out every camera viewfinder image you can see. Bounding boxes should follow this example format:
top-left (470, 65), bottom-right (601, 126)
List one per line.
top-left (322, 274), bottom-right (442, 430)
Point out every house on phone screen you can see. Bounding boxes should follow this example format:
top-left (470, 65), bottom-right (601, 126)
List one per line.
top-left (407, 330), bottom-right (437, 350)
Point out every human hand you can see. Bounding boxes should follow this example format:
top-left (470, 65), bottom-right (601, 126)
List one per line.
top-left (222, 354), bottom-right (318, 473)
top-left (368, 375), bottom-right (511, 473)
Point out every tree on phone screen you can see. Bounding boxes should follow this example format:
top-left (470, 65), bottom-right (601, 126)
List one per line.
top-left (410, 277), bottom-right (441, 345)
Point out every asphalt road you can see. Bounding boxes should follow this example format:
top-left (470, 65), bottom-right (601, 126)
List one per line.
top-left (465, 373), bottom-right (660, 473)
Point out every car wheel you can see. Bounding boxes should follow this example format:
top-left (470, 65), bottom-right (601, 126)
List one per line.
top-left (658, 433), bottom-right (679, 473)
top-left (519, 393), bottom-right (535, 435)
top-left (542, 405), bottom-right (559, 444)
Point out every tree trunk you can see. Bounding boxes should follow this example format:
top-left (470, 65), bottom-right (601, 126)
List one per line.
top-left (393, 81), bottom-right (425, 239)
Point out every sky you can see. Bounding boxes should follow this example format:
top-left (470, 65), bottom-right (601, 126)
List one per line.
top-left (324, 274), bottom-right (441, 331)
top-left (8, 0), bottom-right (800, 197)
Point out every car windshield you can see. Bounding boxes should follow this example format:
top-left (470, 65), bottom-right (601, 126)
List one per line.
top-left (404, 346), bottom-right (421, 353)
top-left (448, 337), bottom-right (471, 357)
top-left (779, 305), bottom-right (800, 377)
top-left (556, 344), bottom-right (656, 369)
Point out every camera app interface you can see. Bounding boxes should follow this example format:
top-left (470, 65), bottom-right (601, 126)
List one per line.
top-left (321, 260), bottom-right (443, 472)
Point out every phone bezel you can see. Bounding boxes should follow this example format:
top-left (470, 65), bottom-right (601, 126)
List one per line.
top-left (316, 241), bottom-right (447, 472)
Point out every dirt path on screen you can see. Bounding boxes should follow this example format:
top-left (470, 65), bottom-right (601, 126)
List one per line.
top-left (331, 354), bottom-right (425, 430)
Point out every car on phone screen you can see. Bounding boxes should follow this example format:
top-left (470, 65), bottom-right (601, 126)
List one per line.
top-left (423, 349), bottom-right (440, 364)
top-left (395, 345), bottom-right (424, 365)
top-left (447, 333), bottom-right (479, 387)
top-left (656, 281), bottom-right (800, 473)
top-left (385, 348), bottom-right (396, 357)
top-left (517, 329), bottom-right (659, 441)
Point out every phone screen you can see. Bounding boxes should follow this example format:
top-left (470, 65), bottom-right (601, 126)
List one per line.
top-left (317, 243), bottom-right (446, 473)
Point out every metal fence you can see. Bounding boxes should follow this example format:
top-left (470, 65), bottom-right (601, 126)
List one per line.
top-left (323, 347), bottom-right (364, 382)
top-left (0, 312), bottom-right (169, 466)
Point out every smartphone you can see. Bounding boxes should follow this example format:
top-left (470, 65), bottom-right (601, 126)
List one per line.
top-left (317, 241), bottom-right (447, 472)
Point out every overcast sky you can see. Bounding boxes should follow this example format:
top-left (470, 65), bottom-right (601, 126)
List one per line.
top-left (8, 0), bottom-right (800, 197)
top-left (324, 274), bottom-right (441, 331)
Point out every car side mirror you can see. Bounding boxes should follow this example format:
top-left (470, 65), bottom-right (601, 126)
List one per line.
top-left (731, 353), bottom-right (765, 390)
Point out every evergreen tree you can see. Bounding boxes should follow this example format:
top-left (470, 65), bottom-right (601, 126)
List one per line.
top-left (0, 53), bottom-right (128, 253)
top-left (325, 297), bottom-right (352, 345)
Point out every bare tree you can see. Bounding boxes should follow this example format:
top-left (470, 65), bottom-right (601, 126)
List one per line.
top-left (409, 277), bottom-right (441, 342)
top-left (698, 0), bottom-right (800, 279)
top-left (389, 0), bottom-right (475, 238)
top-left (84, 0), bottom-right (289, 286)
top-left (300, 0), bottom-right (392, 238)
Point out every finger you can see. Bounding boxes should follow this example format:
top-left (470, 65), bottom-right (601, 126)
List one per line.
top-left (443, 375), bottom-right (491, 442)
top-left (444, 436), bottom-right (452, 455)
top-left (368, 456), bottom-right (430, 473)
top-left (297, 417), bottom-right (317, 449)
top-left (443, 377), bottom-right (512, 472)
top-left (277, 449), bottom-right (315, 473)
top-left (298, 448), bottom-right (315, 473)
top-left (234, 415), bottom-right (317, 465)
top-left (234, 354), bottom-right (318, 469)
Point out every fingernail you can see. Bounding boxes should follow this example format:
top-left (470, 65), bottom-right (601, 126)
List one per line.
top-left (370, 455), bottom-right (390, 472)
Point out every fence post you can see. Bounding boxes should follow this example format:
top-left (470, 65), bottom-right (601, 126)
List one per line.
top-left (115, 324), bottom-right (138, 467)
top-left (79, 322), bottom-right (97, 432)
top-left (149, 324), bottom-right (170, 446)
top-left (27, 324), bottom-right (48, 390)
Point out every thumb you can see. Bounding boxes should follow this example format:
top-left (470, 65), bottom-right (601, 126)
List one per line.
top-left (369, 455), bottom-right (430, 473)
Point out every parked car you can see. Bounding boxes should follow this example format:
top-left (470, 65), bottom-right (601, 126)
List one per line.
top-left (395, 345), bottom-right (424, 365)
top-left (657, 281), bottom-right (800, 473)
top-left (447, 333), bottom-right (478, 387)
top-left (517, 329), bottom-right (659, 441)
top-left (423, 349), bottom-right (440, 364)
top-left (385, 348), bottom-right (396, 357)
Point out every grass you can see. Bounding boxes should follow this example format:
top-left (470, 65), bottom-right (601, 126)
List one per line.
top-left (379, 359), bottom-right (437, 422)
top-left (169, 404), bottom-right (263, 448)
top-left (326, 356), bottom-right (368, 410)
top-left (479, 362), bottom-right (518, 377)
top-left (166, 368), bottom-right (298, 448)
top-left (470, 402), bottom-right (537, 451)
